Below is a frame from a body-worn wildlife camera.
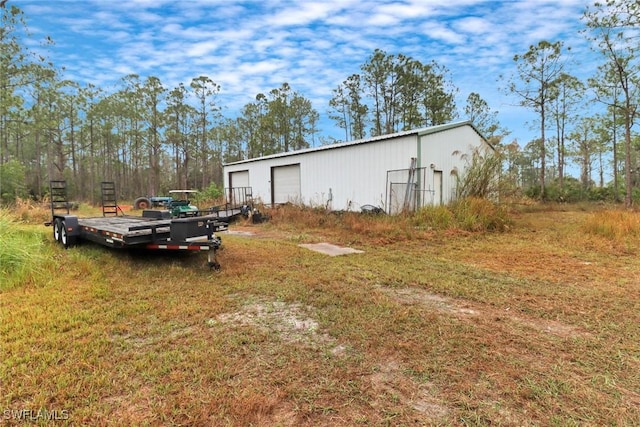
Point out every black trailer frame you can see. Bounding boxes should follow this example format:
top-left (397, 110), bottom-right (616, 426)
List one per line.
top-left (46, 181), bottom-right (228, 269)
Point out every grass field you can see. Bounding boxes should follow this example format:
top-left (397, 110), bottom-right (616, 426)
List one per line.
top-left (1, 203), bottom-right (639, 426)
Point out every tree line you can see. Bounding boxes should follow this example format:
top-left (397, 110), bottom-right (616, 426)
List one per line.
top-left (0, 2), bottom-right (464, 204)
top-left (1, 1), bottom-right (640, 206)
top-left (1, 5), bottom-right (324, 202)
top-left (506, 1), bottom-right (640, 206)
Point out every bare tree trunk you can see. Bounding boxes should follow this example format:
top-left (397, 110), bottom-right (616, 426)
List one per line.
top-left (540, 109), bottom-right (546, 199)
top-left (624, 115), bottom-right (632, 207)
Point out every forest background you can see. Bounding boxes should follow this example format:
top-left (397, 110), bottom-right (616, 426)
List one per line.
top-left (2, 1), bottom-right (640, 206)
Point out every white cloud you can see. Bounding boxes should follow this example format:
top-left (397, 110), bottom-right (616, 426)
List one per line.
top-left (18, 0), bottom-right (596, 145)
top-left (454, 16), bottom-right (491, 35)
top-left (420, 22), bottom-right (466, 45)
top-left (268, 2), bottom-right (334, 26)
top-left (186, 40), bottom-right (222, 57)
top-left (373, 2), bottom-right (435, 20)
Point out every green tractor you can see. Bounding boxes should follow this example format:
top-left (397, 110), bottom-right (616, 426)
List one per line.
top-left (167, 190), bottom-right (199, 218)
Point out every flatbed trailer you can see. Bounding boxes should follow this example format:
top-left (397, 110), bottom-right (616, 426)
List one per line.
top-left (46, 181), bottom-right (228, 269)
top-left (205, 186), bottom-right (254, 222)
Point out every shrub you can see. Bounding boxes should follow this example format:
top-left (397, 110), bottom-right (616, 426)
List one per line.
top-left (0, 160), bottom-right (27, 204)
top-left (194, 182), bottom-right (224, 206)
top-left (525, 178), bottom-right (623, 203)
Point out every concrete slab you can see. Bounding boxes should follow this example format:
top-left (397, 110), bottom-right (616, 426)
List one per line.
top-left (299, 242), bottom-right (364, 256)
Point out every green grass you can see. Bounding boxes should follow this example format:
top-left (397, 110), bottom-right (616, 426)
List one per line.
top-left (1, 204), bottom-right (639, 425)
top-left (0, 209), bottom-right (50, 291)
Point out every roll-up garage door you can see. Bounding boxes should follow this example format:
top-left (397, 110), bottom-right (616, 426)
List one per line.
top-left (229, 170), bottom-right (250, 205)
top-left (229, 170), bottom-right (249, 188)
top-left (272, 164), bottom-right (301, 204)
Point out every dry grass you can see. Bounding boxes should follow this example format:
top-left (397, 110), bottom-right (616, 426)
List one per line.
top-left (582, 208), bottom-right (640, 241)
top-left (8, 198), bottom-right (52, 224)
top-left (1, 203), bottom-right (639, 425)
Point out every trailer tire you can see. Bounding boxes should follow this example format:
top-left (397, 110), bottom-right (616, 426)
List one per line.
top-left (59, 220), bottom-right (76, 248)
top-left (134, 197), bottom-right (152, 210)
top-left (53, 218), bottom-right (62, 242)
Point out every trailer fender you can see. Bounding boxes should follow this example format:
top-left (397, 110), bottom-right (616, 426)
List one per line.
top-left (59, 215), bottom-right (80, 237)
top-left (50, 215), bottom-right (80, 236)
top-left (50, 215), bottom-right (79, 248)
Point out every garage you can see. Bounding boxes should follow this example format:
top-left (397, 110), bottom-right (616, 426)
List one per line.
top-left (223, 121), bottom-right (493, 212)
top-left (272, 164), bottom-right (301, 204)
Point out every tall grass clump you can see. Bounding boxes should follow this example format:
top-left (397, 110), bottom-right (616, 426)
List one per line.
top-left (267, 199), bottom-right (512, 237)
top-left (12, 197), bottom-right (50, 224)
top-left (0, 209), bottom-right (47, 290)
top-left (450, 197), bottom-right (511, 232)
top-left (413, 205), bottom-right (454, 229)
top-left (453, 146), bottom-right (502, 199)
top-left (266, 204), bottom-right (407, 242)
top-left (268, 204), bottom-right (340, 230)
top-left (582, 210), bottom-right (640, 241)
top-left (414, 198), bottom-right (511, 232)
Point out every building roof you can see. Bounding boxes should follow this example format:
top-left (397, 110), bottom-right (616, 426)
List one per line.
top-left (224, 120), bottom-right (487, 166)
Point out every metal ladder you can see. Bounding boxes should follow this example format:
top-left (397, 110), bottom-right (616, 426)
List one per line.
top-left (101, 181), bottom-right (119, 217)
top-left (50, 180), bottom-right (69, 218)
top-left (403, 157), bottom-right (417, 212)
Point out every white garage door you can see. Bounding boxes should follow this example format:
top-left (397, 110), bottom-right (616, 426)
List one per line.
top-left (229, 170), bottom-right (249, 188)
top-left (272, 164), bottom-right (301, 204)
top-left (228, 170), bottom-right (250, 205)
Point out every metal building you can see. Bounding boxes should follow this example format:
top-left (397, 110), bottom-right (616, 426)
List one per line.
top-left (223, 121), bottom-right (492, 214)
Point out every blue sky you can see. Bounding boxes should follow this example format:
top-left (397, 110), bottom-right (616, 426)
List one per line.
top-left (17, 0), bottom-right (597, 147)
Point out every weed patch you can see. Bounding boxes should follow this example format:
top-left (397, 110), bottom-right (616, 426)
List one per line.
top-left (449, 197), bottom-right (512, 231)
top-left (582, 209), bottom-right (640, 242)
top-left (10, 198), bottom-right (51, 224)
top-left (265, 200), bottom-right (511, 245)
top-left (0, 210), bottom-right (49, 290)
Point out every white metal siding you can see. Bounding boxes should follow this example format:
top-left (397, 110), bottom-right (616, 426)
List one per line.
top-left (300, 134), bottom-right (416, 211)
top-left (223, 123), bottom-right (489, 211)
top-left (272, 164), bottom-right (301, 204)
top-left (419, 125), bottom-right (488, 205)
top-left (433, 170), bottom-right (443, 205)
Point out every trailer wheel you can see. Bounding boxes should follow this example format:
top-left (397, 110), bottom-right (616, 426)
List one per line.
top-left (59, 220), bottom-right (76, 248)
top-left (53, 218), bottom-right (62, 242)
top-left (134, 197), bottom-right (151, 210)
